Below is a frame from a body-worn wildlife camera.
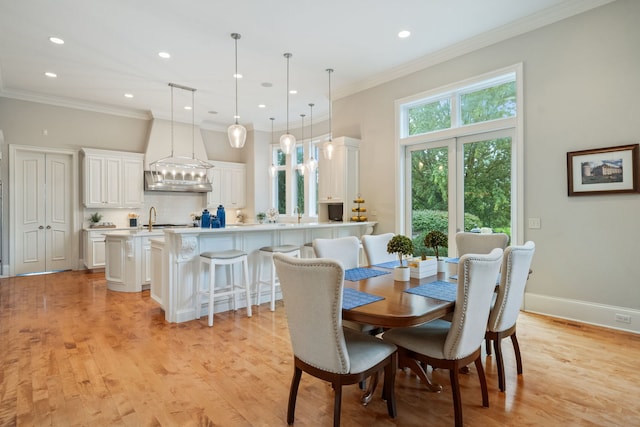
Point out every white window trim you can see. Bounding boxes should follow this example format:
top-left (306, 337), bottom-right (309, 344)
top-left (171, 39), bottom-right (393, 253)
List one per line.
top-left (394, 63), bottom-right (524, 245)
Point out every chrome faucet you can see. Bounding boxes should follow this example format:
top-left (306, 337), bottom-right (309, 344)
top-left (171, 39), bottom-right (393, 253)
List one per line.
top-left (294, 207), bottom-right (302, 224)
top-left (148, 206), bottom-right (157, 231)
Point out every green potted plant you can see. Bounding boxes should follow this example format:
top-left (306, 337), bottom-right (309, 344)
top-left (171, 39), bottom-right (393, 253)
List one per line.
top-left (88, 212), bottom-right (102, 227)
top-left (387, 234), bottom-right (414, 281)
top-left (424, 230), bottom-right (448, 273)
top-left (256, 212), bottom-right (267, 224)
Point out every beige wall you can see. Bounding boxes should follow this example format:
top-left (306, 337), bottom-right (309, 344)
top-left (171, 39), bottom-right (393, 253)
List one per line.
top-left (331, 0), bottom-right (640, 328)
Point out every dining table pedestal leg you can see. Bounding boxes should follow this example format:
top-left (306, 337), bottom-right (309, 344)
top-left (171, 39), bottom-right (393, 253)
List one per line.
top-left (400, 354), bottom-right (443, 392)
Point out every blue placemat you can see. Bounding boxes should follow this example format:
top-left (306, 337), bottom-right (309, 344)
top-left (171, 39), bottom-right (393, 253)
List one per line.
top-left (373, 260), bottom-right (402, 269)
top-left (405, 280), bottom-right (457, 302)
top-left (344, 267), bottom-right (390, 282)
top-left (342, 288), bottom-right (384, 310)
top-left (446, 257), bottom-right (460, 264)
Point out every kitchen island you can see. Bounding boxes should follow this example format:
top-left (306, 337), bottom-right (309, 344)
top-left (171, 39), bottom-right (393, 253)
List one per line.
top-left (153, 221), bottom-right (376, 323)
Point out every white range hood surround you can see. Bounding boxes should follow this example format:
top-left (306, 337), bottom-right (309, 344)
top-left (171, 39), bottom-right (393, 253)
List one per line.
top-left (143, 118), bottom-right (213, 192)
top-left (144, 118), bottom-right (210, 170)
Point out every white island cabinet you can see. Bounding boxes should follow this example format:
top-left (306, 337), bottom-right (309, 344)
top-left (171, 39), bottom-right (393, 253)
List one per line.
top-left (156, 222), bottom-right (376, 323)
top-left (105, 230), bottom-right (164, 292)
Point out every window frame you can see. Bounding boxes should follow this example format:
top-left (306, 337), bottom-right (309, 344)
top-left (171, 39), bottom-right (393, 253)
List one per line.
top-left (395, 63), bottom-right (524, 246)
top-left (270, 136), bottom-right (322, 218)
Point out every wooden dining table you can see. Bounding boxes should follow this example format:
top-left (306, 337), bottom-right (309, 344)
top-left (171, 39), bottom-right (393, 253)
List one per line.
top-left (342, 268), bottom-right (454, 328)
top-left (342, 267), bottom-right (457, 393)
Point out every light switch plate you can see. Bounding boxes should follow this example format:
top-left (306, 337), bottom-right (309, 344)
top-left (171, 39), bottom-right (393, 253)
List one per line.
top-left (528, 217), bottom-right (541, 229)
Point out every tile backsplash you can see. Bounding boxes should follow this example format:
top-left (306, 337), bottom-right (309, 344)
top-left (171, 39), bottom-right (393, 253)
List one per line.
top-left (83, 192), bottom-right (207, 228)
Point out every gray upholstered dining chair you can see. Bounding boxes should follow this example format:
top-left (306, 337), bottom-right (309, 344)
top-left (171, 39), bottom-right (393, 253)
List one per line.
top-left (382, 248), bottom-right (503, 427)
top-left (485, 241), bottom-right (535, 392)
top-left (312, 236), bottom-right (373, 333)
top-left (455, 231), bottom-right (509, 256)
top-left (312, 236), bottom-right (360, 269)
top-left (361, 233), bottom-right (396, 266)
top-left (273, 254), bottom-right (398, 427)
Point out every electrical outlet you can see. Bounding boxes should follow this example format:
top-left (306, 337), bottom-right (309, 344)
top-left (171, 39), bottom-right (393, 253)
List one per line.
top-left (615, 313), bottom-right (631, 324)
top-left (528, 217), bottom-right (541, 229)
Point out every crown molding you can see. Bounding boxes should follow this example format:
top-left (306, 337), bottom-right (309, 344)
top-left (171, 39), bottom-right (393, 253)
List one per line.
top-left (0, 88), bottom-right (152, 120)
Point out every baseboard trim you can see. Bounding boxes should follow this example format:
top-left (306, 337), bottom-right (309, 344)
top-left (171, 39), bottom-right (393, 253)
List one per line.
top-left (524, 292), bottom-right (639, 334)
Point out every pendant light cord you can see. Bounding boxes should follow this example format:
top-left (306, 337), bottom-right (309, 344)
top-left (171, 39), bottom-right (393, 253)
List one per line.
top-left (191, 89), bottom-right (195, 159)
top-left (326, 68), bottom-right (333, 141)
top-left (233, 33), bottom-right (240, 125)
top-left (285, 53), bottom-right (292, 133)
top-left (170, 83), bottom-right (175, 157)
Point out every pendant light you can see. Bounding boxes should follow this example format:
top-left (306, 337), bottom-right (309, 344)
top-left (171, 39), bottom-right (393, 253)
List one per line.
top-left (279, 53), bottom-right (296, 155)
top-left (228, 33), bottom-right (247, 148)
top-left (269, 117), bottom-right (277, 178)
top-left (298, 113), bottom-right (305, 175)
top-left (150, 83), bottom-right (213, 182)
top-left (324, 68), bottom-right (335, 160)
top-left (306, 103), bottom-right (317, 172)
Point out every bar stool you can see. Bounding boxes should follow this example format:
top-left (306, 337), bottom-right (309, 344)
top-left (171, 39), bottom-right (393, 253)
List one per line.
top-left (256, 245), bottom-right (301, 311)
top-left (301, 242), bottom-right (315, 258)
top-left (196, 249), bottom-right (252, 327)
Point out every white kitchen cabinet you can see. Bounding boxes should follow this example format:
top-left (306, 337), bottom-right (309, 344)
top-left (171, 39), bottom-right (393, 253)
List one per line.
top-left (105, 231), bottom-right (164, 292)
top-left (122, 156), bottom-right (145, 207)
top-left (207, 161), bottom-right (246, 209)
top-left (141, 236), bottom-right (152, 287)
top-left (318, 137), bottom-right (360, 222)
top-left (82, 148), bottom-right (144, 208)
top-left (84, 230), bottom-right (107, 269)
top-left (150, 238), bottom-right (166, 308)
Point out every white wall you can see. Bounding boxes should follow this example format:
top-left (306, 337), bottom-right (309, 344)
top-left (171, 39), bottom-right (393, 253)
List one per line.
top-left (331, 0), bottom-right (640, 332)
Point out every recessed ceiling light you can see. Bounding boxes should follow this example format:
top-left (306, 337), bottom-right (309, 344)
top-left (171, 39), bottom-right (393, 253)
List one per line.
top-left (124, 93), bottom-right (134, 98)
top-left (208, 110), bottom-right (218, 114)
top-left (289, 89), bottom-right (297, 95)
top-left (233, 73), bottom-right (243, 79)
top-left (398, 30), bottom-right (411, 38)
top-left (261, 82), bottom-right (273, 88)
top-left (48, 36), bottom-right (64, 45)
top-left (158, 51), bottom-right (171, 59)
top-left (44, 72), bottom-right (57, 78)
top-left (184, 106), bottom-right (192, 110)
top-left (258, 104), bottom-right (266, 108)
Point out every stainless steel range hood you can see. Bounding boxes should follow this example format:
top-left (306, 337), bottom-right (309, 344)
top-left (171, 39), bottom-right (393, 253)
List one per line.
top-left (144, 118), bottom-right (212, 192)
top-left (144, 170), bottom-right (212, 192)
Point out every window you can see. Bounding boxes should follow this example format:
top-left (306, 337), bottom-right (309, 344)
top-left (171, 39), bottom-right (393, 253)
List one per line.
top-left (398, 65), bottom-right (523, 254)
top-left (401, 72), bottom-right (516, 138)
top-left (270, 140), bottom-right (320, 217)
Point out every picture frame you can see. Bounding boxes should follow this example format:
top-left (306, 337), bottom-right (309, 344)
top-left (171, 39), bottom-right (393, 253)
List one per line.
top-left (567, 144), bottom-right (639, 196)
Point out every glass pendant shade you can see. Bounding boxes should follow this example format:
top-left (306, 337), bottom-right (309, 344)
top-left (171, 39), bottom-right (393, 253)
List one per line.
top-left (228, 123), bottom-right (246, 148)
top-left (269, 163), bottom-right (277, 178)
top-left (280, 133), bottom-right (295, 155)
top-left (228, 33), bottom-right (246, 148)
top-left (324, 141), bottom-right (334, 160)
top-left (307, 155), bottom-right (317, 172)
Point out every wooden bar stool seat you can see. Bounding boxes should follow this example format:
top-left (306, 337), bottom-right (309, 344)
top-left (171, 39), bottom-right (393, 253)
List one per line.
top-left (196, 249), bottom-right (252, 326)
top-left (256, 245), bottom-right (301, 311)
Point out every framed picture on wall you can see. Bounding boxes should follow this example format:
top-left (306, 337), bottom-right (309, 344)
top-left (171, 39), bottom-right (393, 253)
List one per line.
top-left (567, 144), bottom-right (639, 196)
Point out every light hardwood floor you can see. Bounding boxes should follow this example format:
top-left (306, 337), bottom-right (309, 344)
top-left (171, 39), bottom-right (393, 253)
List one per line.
top-left (1, 270), bottom-right (638, 426)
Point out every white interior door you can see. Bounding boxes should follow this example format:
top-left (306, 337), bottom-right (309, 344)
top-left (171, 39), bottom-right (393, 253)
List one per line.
top-left (14, 151), bottom-right (46, 273)
top-left (45, 153), bottom-right (74, 272)
top-left (11, 147), bottom-right (75, 275)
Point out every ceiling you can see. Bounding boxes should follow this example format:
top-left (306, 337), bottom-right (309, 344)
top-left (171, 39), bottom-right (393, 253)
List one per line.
top-left (0, 0), bottom-right (612, 131)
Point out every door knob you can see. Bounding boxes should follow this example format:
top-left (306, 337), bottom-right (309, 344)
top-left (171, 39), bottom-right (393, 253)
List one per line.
top-left (39, 225), bottom-right (44, 229)
top-left (47, 225), bottom-right (52, 229)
